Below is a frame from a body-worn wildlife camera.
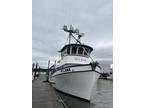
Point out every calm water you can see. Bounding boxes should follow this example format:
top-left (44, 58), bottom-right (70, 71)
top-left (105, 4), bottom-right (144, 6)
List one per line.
top-left (56, 63), bottom-right (113, 108)
top-left (91, 79), bottom-right (113, 108)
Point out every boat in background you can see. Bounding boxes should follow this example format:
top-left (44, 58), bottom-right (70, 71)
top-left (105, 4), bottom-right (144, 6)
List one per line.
top-left (99, 64), bottom-right (113, 80)
top-left (49, 25), bottom-right (101, 101)
top-left (107, 64), bottom-right (113, 80)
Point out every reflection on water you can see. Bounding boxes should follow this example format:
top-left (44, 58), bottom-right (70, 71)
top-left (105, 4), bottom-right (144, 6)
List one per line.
top-left (56, 79), bottom-right (113, 108)
top-left (56, 91), bottom-right (90, 108)
top-left (91, 79), bottom-right (113, 108)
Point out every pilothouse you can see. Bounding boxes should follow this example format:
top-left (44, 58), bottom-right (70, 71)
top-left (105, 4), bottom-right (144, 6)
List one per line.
top-left (58, 25), bottom-right (93, 65)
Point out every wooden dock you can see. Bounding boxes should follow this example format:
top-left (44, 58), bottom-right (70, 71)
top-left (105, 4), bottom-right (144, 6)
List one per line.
top-left (32, 74), bottom-right (65, 108)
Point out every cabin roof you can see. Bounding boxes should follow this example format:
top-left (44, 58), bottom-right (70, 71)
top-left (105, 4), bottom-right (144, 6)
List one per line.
top-left (59, 44), bottom-right (93, 52)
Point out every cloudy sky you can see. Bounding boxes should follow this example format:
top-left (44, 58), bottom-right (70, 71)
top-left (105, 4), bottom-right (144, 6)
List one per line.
top-left (32, 0), bottom-right (113, 68)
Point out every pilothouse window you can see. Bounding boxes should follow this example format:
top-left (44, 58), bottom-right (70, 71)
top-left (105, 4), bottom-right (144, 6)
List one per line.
top-left (67, 46), bottom-right (71, 54)
top-left (72, 46), bottom-right (77, 54)
top-left (78, 47), bottom-right (83, 54)
top-left (84, 48), bottom-right (89, 56)
top-left (63, 48), bottom-right (67, 55)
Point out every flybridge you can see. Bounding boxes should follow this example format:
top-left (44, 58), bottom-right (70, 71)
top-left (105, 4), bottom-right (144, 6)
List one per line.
top-left (62, 25), bottom-right (84, 44)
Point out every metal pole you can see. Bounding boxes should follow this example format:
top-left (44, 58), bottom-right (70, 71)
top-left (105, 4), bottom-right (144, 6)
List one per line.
top-left (32, 63), bottom-right (35, 80)
top-left (32, 63), bottom-right (35, 71)
top-left (69, 33), bottom-right (71, 44)
top-left (34, 62), bottom-right (38, 80)
top-left (46, 60), bottom-right (50, 82)
top-left (38, 66), bottom-right (40, 77)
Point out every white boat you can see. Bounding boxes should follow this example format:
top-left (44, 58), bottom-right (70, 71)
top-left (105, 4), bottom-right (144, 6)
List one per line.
top-left (49, 25), bottom-right (101, 101)
top-left (107, 64), bottom-right (113, 80)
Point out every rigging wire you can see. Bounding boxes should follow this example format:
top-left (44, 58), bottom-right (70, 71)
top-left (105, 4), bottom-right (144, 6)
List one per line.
top-left (64, 35), bottom-right (69, 45)
top-left (71, 33), bottom-right (95, 63)
top-left (59, 35), bottom-right (69, 52)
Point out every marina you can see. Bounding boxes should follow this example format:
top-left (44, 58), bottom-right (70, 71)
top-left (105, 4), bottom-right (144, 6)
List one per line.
top-left (32, 25), bottom-right (113, 108)
top-left (32, 71), bottom-right (112, 108)
top-left (32, 0), bottom-right (113, 107)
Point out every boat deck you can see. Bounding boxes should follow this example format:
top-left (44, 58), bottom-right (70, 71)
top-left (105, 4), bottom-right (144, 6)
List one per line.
top-left (32, 74), bottom-right (65, 108)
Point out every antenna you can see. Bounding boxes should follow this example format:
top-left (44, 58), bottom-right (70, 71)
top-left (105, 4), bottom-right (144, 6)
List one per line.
top-left (62, 25), bottom-right (84, 44)
top-left (75, 28), bottom-right (79, 34)
top-left (62, 25), bottom-right (76, 44)
top-left (63, 25), bottom-right (68, 32)
top-left (69, 25), bottom-right (74, 31)
top-left (77, 33), bottom-right (84, 42)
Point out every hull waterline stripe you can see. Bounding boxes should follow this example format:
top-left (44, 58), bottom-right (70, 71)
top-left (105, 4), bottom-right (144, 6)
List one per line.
top-left (55, 63), bottom-right (91, 70)
top-left (52, 70), bottom-right (100, 77)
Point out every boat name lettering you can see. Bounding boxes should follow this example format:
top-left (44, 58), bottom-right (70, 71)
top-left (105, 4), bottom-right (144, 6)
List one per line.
top-left (75, 58), bottom-right (86, 61)
top-left (61, 68), bottom-right (71, 72)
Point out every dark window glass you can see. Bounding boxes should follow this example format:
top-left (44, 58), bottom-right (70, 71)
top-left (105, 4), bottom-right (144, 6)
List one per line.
top-left (72, 46), bottom-right (77, 54)
top-left (63, 48), bottom-right (67, 55)
top-left (78, 47), bottom-right (83, 54)
top-left (84, 48), bottom-right (89, 55)
top-left (67, 46), bottom-right (70, 54)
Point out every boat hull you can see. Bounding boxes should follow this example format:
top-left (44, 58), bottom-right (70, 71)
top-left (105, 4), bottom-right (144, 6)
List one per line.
top-left (51, 71), bottom-right (100, 101)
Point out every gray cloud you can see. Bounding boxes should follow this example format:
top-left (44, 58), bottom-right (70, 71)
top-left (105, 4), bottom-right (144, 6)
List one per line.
top-left (32, 0), bottom-right (113, 67)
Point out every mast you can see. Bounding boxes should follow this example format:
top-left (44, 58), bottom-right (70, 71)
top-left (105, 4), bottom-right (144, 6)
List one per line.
top-left (63, 25), bottom-right (84, 44)
top-left (69, 25), bottom-right (74, 44)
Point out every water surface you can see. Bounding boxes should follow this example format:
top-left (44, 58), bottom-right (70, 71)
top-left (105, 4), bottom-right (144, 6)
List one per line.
top-left (57, 79), bottom-right (113, 108)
